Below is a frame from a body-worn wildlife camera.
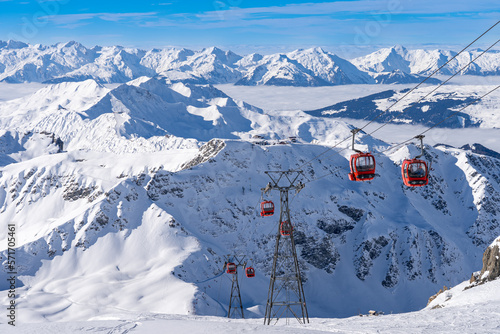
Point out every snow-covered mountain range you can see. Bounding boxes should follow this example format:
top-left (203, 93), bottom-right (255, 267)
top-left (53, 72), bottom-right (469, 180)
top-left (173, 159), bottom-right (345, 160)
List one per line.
top-left (0, 75), bottom-right (499, 324)
top-left (1, 41), bottom-right (499, 86)
top-left (352, 45), bottom-right (500, 76)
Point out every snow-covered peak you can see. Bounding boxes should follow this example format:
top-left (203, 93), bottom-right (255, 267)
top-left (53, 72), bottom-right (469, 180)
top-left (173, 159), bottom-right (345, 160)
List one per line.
top-left (391, 44), bottom-right (407, 55)
top-left (288, 47), bottom-right (374, 84)
top-left (235, 53), bottom-right (330, 86)
top-left (54, 40), bottom-right (85, 50)
top-left (352, 45), bottom-right (411, 73)
top-left (141, 47), bottom-right (195, 72)
top-left (1, 42), bottom-right (499, 85)
top-left (354, 46), bottom-right (500, 76)
top-left (199, 46), bottom-right (242, 65)
top-left (2, 39), bottom-right (29, 49)
top-left (235, 53), bottom-right (264, 68)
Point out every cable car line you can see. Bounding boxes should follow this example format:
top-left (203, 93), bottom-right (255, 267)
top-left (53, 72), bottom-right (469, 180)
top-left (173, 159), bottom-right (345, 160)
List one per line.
top-left (380, 84), bottom-right (500, 155)
top-left (355, 21), bottom-right (499, 132)
top-left (192, 270), bottom-right (225, 284)
top-left (301, 84), bottom-right (500, 186)
top-left (303, 166), bottom-right (347, 185)
top-left (292, 20), bottom-right (500, 173)
top-left (365, 38), bottom-right (500, 138)
top-left (314, 36), bottom-right (500, 167)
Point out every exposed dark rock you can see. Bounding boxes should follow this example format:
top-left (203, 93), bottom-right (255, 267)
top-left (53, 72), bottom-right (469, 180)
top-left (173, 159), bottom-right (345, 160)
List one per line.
top-left (338, 205), bottom-right (364, 222)
top-left (468, 236), bottom-right (500, 287)
top-left (63, 182), bottom-right (96, 201)
top-left (180, 139), bottom-right (225, 170)
top-left (354, 236), bottom-right (389, 280)
top-left (382, 263), bottom-right (399, 288)
top-left (317, 218), bottom-right (355, 235)
top-left (427, 286), bottom-right (449, 306)
top-left (294, 231), bottom-right (339, 273)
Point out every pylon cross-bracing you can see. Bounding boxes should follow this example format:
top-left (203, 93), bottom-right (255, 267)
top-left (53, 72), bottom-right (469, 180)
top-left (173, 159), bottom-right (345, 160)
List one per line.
top-left (262, 170), bottom-right (309, 325)
top-left (225, 255), bottom-right (246, 319)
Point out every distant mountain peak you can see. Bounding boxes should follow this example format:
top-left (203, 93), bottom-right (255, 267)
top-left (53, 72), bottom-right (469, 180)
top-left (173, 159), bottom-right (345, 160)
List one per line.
top-left (460, 143), bottom-right (500, 159)
top-left (391, 44), bottom-right (407, 54)
top-left (3, 40), bottom-right (29, 49)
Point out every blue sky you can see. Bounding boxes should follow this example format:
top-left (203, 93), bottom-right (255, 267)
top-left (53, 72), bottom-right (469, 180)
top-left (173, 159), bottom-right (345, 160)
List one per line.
top-left (0, 0), bottom-right (499, 56)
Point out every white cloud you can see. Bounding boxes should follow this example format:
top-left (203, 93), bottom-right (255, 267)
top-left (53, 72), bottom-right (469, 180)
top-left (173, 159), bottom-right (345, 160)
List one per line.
top-left (44, 12), bottom-right (158, 26)
top-left (195, 0), bottom-right (500, 21)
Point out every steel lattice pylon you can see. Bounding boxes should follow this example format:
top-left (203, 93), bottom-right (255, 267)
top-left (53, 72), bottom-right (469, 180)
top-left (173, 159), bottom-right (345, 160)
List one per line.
top-left (263, 170), bottom-right (309, 325)
top-left (225, 255), bottom-right (246, 319)
top-left (228, 273), bottom-right (244, 318)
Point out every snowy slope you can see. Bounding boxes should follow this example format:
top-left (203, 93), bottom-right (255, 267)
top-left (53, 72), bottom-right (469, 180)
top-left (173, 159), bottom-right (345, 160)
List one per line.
top-left (287, 47), bottom-right (374, 85)
top-left (3, 277), bottom-right (500, 333)
top-left (371, 69), bottom-right (441, 84)
top-left (47, 46), bottom-right (155, 84)
top-left (0, 78), bottom-right (267, 152)
top-left (235, 54), bottom-right (331, 86)
top-left (1, 135), bottom-right (500, 322)
top-left (236, 48), bottom-right (373, 86)
top-left (147, 47), bottom-right (243, 85)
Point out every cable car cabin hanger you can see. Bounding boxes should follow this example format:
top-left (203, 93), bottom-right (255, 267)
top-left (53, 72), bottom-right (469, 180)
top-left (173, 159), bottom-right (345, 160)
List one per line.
top-left (245, 267), bottom-right (255, 278)
top-left (402, 135), bottom-right (429, 187)
top-left (260, 200), bottom-right (274, 217)
top-left (348, 129), bottom-right (376, 182)
top-left (280, 221), bottom-right (293, 236)
top-left (226, 262), bottom-right (237, 274)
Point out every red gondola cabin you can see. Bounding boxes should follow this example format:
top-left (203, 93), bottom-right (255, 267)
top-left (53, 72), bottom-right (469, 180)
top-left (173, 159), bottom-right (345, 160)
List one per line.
top-left (226, 262), bottom-right (237, 274)
top-left (402, 159), bottom-right (428, 187)
top-left (245, 267), bottom-right (255, 278)
top-left (260, 200), bottom-right (274, 216)
top-left (349, 152), bottom-right (376, 181)
top-left (280, 221), bottom-right (293, 236)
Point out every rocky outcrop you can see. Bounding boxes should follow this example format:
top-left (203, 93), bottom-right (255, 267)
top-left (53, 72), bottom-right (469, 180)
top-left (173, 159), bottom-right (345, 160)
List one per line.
top-left (180, 139), bottom-right (225, 170)
top-left (469, 236), bottom-right (500, 286)
top-left (427, 286), bottom-right (448, 306)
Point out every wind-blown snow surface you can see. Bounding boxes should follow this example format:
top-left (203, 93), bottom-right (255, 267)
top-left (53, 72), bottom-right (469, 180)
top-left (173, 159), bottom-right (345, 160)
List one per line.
top-left (0, 78), bottom-right (500, 327)
top-left (2, 278), bottom-right (500, 333)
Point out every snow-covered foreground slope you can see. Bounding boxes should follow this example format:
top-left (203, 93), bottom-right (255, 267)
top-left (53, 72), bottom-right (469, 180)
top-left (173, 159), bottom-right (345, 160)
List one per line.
top-left (2, 279), bottom-right (500, 333)
top-left (1, 136), bottom-right (500, 322)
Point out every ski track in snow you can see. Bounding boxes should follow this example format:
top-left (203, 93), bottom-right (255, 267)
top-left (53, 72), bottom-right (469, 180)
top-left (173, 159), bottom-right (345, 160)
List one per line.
top-left (2, 278), bottom-right (500, 333)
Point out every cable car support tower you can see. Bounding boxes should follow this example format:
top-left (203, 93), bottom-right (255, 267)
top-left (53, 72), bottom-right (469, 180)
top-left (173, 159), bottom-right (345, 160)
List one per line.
top-left (262, 170), bottom-right (309, 325)
top-left (224, 254), bottom-right (247, 319)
